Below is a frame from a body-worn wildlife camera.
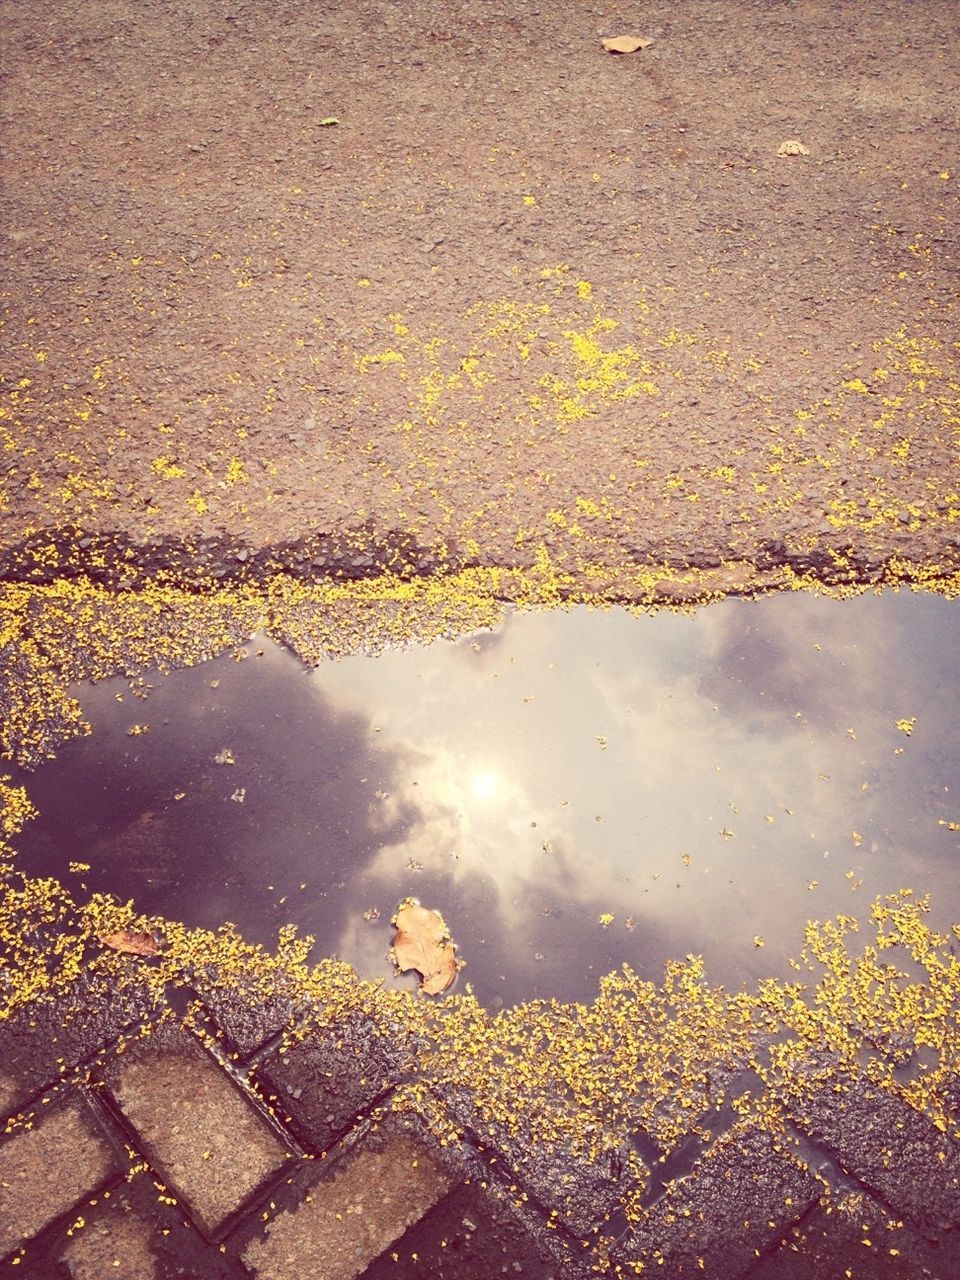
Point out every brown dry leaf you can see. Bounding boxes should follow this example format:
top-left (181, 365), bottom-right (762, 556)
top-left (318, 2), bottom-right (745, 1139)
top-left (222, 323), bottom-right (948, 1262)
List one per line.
top-left (602, 35), bottom-right (654, 54)
top-left (777, 139), bottom-right (810, 157)
top-left (99, 929), bottom-right (159, 956)
top-left (392, 899), bottom-right (458, 995)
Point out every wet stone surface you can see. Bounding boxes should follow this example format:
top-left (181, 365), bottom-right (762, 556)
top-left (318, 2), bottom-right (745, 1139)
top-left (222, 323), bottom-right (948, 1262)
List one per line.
top-left (359, 1179), bottom-right (560, 1280)
top-left (751, 1188), bottom-right (960, 1280)
top-left (253, 1014), bottom-right (409, 1153)
top-left (188, 964), bottom-right (317, 1059)
top-left (0, 913), bottom-right (958, 1278)
top-left (783, 1068), bottom-right (960, 1232)
top-left (614, 1120), bottom-right (821, 1278)
top-left (455, 1103), bottom-right (629, 1241)
top-left (0, 965), bottom-right (164, 1110)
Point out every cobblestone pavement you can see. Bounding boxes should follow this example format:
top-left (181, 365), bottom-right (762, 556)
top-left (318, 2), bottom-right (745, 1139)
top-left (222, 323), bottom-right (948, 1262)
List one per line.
top-left (1, 938), bottom-right (958, 1279)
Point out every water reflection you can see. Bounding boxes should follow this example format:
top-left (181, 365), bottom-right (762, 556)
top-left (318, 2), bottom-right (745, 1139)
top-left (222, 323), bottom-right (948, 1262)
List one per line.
top-left (9, 591), bottom-right (959, 1006)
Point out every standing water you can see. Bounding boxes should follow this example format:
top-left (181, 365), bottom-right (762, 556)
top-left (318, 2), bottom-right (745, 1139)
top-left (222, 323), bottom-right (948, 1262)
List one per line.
top-left (9, 590), bottom-right (959, 1006)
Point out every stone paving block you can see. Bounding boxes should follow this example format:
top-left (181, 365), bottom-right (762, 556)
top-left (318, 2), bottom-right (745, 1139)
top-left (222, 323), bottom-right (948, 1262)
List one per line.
top-left (60, 1194), bottom-right (158, 1280)
top-left (0, 1073), bottom-right (22, 1119)
top-left (253, 1016), bottom-right (406, 1153)
top-left (444, 1090), bottom-right (630, 1240)
top-left (0, 965), bottom-right (163, 1100)
top-left (12, 1167), bottom-right (247, 1279)
top-left (240, 1133), bottom-right (454, 1280)
top-left (190, 968), bottom-right (315, 1058)
top-left (359, 1179), bottom-right (560, 1280)
top-left (0, 1095), bottom-right (116, 1261)
top-left (614, 1120), bottom-right (821, 1279)
top-left (107, 1031), bottom-right (291, 1236)
top-left (491, 1129), bottom-right (625, 1241)
top-left (786, 1071), bottom-right (960, 1231)
top-left (750, 1187), bottom-right (960, 1280)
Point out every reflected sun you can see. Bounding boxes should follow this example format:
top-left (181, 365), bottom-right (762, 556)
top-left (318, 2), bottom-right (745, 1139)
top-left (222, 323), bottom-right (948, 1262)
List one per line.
top-left (470, 770), bottom-right (499, 801)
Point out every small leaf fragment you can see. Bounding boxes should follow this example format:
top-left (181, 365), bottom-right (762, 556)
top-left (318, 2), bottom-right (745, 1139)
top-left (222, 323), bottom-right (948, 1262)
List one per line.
top-left (319, 117), bottom-right (339, 126)
top-left (777, 139), bottom-right (810, 157)
top-left (602, 35), bottom-right (654, 54)
top-left (99, 929), bottom-right (159, 957)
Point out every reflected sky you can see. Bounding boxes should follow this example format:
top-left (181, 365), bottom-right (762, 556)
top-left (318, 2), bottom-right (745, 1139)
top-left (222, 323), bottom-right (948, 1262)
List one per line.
top-left (9, 591), bottom-right (959, 1006)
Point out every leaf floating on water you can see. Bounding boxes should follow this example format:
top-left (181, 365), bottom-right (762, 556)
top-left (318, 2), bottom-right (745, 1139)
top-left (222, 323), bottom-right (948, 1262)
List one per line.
top-left (602, 35), bottom-right (654, 53)
top-left (392, 898), bottom-right (458, 995)
top-left (777, 139), bottom-right (810, 157)
top-left (99, 929), bottom-right (159, 957)
top-left (895, 717), bottom-right (916, 736)
top-left (214, 748), bottom-right (235, 765)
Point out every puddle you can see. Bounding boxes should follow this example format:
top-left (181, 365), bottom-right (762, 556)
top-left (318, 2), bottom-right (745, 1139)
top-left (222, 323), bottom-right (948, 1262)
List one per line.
top-left (8, 591), bottom-right (959, 1007)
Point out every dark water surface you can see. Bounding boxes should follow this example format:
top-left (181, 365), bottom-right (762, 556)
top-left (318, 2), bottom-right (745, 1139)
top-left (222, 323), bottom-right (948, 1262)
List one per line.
top-left (10, 591), bottom-right (959, 1007)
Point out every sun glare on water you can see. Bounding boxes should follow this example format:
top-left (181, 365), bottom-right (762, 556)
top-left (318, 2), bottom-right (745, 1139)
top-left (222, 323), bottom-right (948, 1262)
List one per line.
top-left (470, 770), bottom-right (499, 801)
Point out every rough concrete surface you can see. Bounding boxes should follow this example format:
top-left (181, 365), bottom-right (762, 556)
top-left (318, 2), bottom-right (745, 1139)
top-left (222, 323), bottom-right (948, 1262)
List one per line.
top-left (1, 0), bottom-right (958, 599)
